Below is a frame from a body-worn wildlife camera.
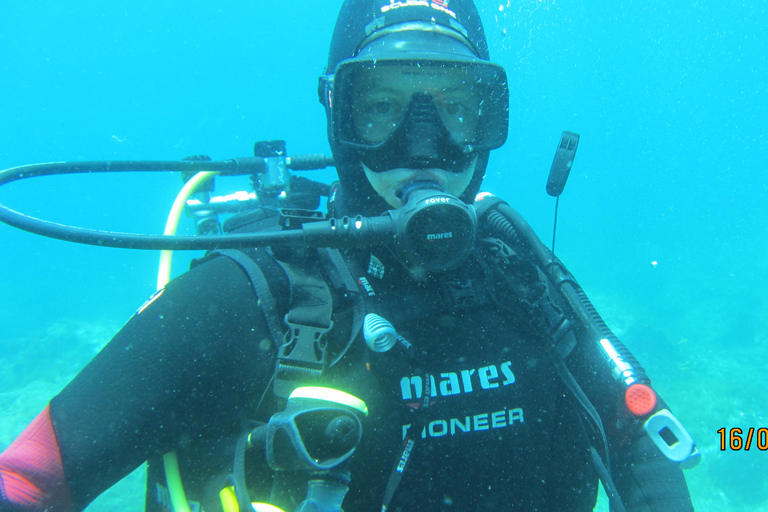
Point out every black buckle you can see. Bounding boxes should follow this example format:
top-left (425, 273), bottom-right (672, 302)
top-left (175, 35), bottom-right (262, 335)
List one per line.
top-left (274, 317), bottom-right (333, 398)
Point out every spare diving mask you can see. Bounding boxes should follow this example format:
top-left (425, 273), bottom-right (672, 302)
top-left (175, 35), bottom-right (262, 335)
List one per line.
top-left (265, 387), bottom-right (368, 472)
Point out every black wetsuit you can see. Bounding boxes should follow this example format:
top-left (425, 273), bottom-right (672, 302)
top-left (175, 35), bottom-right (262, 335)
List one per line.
top-left (1, 224), bottom-right (693, 511)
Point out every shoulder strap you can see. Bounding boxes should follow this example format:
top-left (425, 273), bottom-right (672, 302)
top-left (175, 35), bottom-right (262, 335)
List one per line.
top-left (317, 247), bottom-right (366, 366)
top-left (272, 256), bottom-right (336, 398)
top-left (217, 245), bottom-right (365, 399)
top-left (211, 247), bottom-right (335, 398)
top-left (216, 248), bottom-right (286, 349)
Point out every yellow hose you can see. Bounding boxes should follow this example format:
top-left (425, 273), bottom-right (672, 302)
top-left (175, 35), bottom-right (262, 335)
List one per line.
top-left (157, 170), bottom-right (218, 512)
top-left (157, 170), bottom-right (218, 290)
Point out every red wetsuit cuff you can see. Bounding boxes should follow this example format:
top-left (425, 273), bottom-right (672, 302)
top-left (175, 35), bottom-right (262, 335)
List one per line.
top-left (0, 405), bottom-right (73, 511)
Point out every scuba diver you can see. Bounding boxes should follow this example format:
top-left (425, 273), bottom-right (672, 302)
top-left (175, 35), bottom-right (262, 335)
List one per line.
top-left (0, 1), bottom-right (696, 511)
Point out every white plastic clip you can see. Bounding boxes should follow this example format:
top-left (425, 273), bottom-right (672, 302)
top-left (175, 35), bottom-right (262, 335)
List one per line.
top-left (643, 409), bottom-right (700, 469)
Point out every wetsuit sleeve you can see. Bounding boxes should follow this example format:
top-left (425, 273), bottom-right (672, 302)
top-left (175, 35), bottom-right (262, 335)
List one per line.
top-left (0, 255), bottom-right (275, 512)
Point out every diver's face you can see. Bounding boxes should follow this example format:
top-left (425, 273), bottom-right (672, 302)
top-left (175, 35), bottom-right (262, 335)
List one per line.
top-left (352, 65), bottom-right (480, 207)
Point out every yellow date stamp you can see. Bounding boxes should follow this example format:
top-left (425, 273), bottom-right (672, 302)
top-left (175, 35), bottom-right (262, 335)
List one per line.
top-left (717, 427), bottom-right (768, 451)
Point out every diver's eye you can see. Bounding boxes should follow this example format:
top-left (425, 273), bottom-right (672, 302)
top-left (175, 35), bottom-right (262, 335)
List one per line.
top-left (444, 101), bottom-right (461, 115)
top-left (442, 99), bottom-right (469, 117)
top-left (357, 96), bottom-right (403, 121)
top-left (373, 100), bottom-right (393, 115)
top-left (352, 94), bottom-right (406, 144)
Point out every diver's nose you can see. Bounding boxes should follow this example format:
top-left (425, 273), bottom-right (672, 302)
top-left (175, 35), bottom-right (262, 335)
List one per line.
top-left (405, 93), bottom-right (440, 163)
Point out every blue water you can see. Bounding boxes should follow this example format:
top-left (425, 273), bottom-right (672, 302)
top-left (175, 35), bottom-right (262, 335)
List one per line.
top-left (1, 1), bottom-right (766, 510)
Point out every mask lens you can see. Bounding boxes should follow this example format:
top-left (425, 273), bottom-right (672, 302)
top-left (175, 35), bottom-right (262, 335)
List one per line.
top-left (333, 60), bottom-right (508, 150)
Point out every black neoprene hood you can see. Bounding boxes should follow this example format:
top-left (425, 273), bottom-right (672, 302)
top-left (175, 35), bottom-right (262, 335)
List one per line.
top-left (322, 0), bottom-right (499, 216)
top-left (324, 0), bottom-right (490, 74)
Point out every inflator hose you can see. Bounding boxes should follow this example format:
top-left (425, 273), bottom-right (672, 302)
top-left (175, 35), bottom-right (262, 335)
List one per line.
top-left (482, 201), bottom-right (631, 512)
top-left (487, 203), bottom-right (650, 385)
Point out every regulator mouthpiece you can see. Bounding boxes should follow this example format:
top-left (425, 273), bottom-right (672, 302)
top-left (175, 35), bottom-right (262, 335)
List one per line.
top-left (389, 182), bottom-right (477, 273)
top-left (395, 180), bottom-right (444, 204)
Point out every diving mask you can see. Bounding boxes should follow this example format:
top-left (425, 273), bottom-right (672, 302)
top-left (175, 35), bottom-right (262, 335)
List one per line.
top-left (323, 58), bottom-right (508, 172)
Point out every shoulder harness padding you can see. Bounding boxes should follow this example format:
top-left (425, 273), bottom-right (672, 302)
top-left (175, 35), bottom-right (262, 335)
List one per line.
top-left (475, 196), bottom-right (578, 357)
top-left (215, 245), bottom-right (364, 399)
top-left (272, 255), bottom-right (334, 398)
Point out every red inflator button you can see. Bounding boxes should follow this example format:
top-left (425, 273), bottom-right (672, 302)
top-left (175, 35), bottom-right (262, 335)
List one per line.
top-left (625, 383), bottom-right (657, 416)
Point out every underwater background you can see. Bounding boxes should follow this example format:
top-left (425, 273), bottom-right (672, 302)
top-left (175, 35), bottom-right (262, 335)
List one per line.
top-left (1, 1), bottom-right (765, 510)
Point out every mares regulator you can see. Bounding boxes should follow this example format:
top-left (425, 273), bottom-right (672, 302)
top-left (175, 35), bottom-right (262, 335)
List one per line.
top-left (0, 140), bottom-right (477, 274)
